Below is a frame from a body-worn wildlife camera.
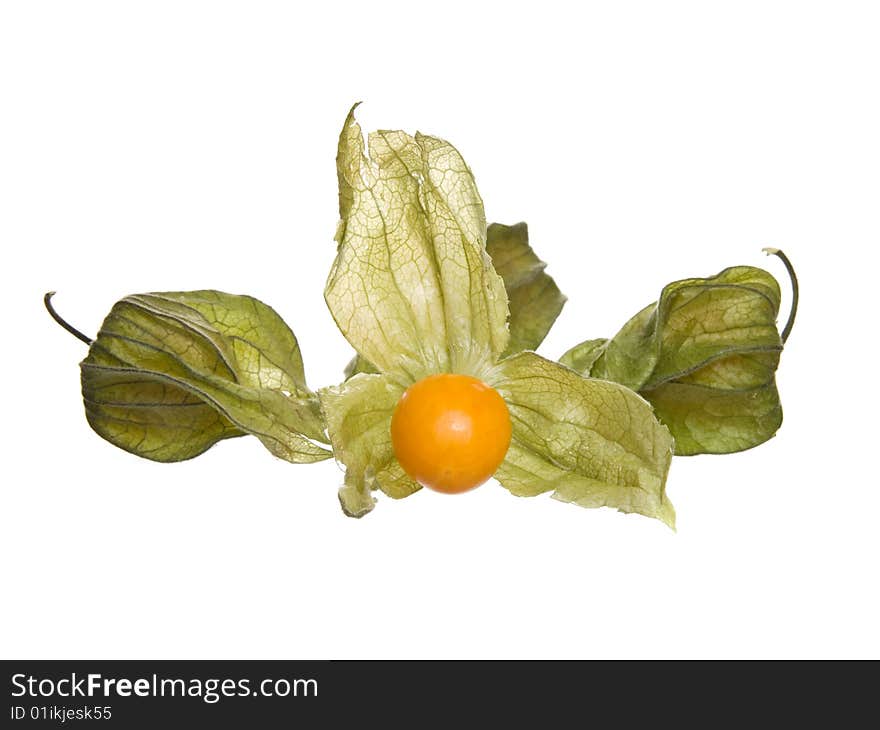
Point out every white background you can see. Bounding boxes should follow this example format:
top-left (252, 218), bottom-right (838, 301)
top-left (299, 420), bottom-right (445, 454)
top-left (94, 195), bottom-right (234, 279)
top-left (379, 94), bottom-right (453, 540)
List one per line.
top-left (2, 1), bottom-right (878, 659)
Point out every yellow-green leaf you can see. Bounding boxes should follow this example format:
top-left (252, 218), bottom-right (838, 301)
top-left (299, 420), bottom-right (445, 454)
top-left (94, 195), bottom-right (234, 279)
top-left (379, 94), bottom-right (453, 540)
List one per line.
top-left (326, 106), bottom-right (509, 383)
top-left (342, 353), bottom-right (378, 379)
top-left (561, 264), bottom-right (788, 455)
top-left (319, 372), bottom-right (419, 517)
top-left (558, 338), bottom-right (608, 375)
top-left (493, 352), bottom-right (675, 528)
top-left (150, 291), bottom-right (311, 395)
top-left (643, 377), bottom-right (783, 456)
top-left (81, 292), bottom-right (330, 463)
top-left (486, 222), bottom-right (566, 356)
top-left (343, 220), bottom-right (566, 377)
top-left (82, 365), bottom-right (245, 462)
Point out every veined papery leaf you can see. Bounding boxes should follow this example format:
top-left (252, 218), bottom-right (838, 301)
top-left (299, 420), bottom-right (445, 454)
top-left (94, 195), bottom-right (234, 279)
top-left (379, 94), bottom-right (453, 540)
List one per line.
top-left (486, 222), bottom-right (566, 357)
top-left (561, 258), bottom-right (796, 455)
top-left (493, 352), bottom-right (675, 528)
top-left (344, 220), bottom-right (566, 377)
top-left (81, 291), bottom-right (330, 463)
top-left (326, 106), bottom-right (510, 384)
top-left (319, 373), bottom-right (419, 518)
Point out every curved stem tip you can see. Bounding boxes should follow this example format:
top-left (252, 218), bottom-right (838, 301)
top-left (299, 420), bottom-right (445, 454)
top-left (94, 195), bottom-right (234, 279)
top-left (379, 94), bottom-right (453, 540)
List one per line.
top-left (44, 292), bottom-right (93, 345)
top-left (762, 248), bottom-right (798, 344)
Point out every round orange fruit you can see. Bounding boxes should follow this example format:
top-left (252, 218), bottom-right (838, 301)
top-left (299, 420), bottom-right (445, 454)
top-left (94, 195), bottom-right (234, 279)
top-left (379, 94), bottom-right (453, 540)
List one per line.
top-left (390, 373), bottom-right (512, 494)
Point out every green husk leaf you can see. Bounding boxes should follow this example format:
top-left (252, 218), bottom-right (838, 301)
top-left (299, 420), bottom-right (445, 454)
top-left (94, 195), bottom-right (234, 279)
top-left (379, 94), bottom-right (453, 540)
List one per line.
top-left (81, 366), bottom-right (244, 462)
top-left (486, 222), bottom-right (566, 356)
top-left (338, 473), bottom-right (377, 519)
top-left (152, 291), bottom-right (311, 394)
top-left (558, 338), bottom-right (608, 375)
top-left (319, 373), bottom-right (420, 517)
top-left (81, 291), bottom-right (330, 463)
top-left (326, 106), bottom-right (509, 383)
top-left (643, 375), bottom-right (783, 456)
top-left (343, 353), bottom-right (378, 379)
top-left (493, 352), bottom-right (675, 528)
top-left (560, 265), bottom-right (787, 455)
top-left (343, 220), bottom-right (566, 377)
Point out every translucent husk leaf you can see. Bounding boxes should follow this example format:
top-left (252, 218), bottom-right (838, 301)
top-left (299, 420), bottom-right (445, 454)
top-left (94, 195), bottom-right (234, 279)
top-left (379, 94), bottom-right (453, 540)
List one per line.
top-left (81, 291), bottom-right (330, 463)
top-left (326, 106), bottom-right (510, 383)
top-left (344, 220), bottom-right (566, 377)
top-left (486, 222), bottom-right (566, 356)
top-left (319, 373), bottom-right (419, 517)
top-left (493, 352), bottom-right (675, 528)
top-left (560, 265), bottom-right (787, 455)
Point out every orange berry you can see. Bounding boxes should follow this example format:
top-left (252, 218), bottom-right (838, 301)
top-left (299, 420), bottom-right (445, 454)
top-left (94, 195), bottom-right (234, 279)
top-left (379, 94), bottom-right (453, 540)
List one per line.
top-left (390, 373), bottom-right (512, 494)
